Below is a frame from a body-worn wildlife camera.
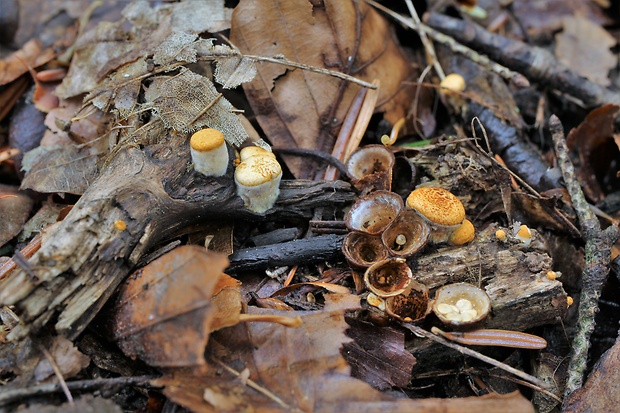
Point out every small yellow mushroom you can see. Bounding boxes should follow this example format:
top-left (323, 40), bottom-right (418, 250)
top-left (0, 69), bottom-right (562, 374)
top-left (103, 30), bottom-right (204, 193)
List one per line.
top-left (190, 128), bottom-right (229, 177)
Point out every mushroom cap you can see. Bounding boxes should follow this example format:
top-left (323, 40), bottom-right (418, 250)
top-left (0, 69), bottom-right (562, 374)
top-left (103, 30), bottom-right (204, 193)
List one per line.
top-left (239, 146), bottom-right (276, 162)
top-left (190, 128), bottom-right (225, 152)
top-left (448, 219), bottom-right (475, 245)
top-left (406, 187), bottom-right (465, 226)
top-left (440, 73), bottom-right (465, 93)
top-left (235, 155), bottom-right (282, 187)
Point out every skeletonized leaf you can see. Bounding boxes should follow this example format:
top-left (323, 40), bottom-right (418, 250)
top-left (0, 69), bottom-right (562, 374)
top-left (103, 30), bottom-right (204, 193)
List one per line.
top-left (214, 57), bottom-right (257, 89)
top-left (153, 32), bottom-right (199, 65)
top-left (144, 68), bottom-right (248, 145)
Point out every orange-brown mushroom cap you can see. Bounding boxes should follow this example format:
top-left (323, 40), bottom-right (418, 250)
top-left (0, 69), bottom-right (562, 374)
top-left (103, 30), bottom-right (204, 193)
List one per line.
top-left (190, 128), bottom-right (225, 152)
top-left (449, 219), bottom-right (475, 245)
top-left (406, 187), bottom-right (465, 226)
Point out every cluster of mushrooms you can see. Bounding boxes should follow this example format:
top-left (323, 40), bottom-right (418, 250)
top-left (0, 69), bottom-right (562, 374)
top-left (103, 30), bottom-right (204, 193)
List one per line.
top-left (189, 128), bottom-right (283, 213)
top-left (342, 144), bottom-right (491, 328)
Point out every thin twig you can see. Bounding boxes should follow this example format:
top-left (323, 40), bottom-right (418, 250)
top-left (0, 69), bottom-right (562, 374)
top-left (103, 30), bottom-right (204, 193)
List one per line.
top-left (549, 115), bottom-right (619, 398)
top-left (404, 0), bottom-right (445, 79)
top-left (0, 376), bottom-right (155, 406)
top-left (401, 323), bottom-right (551, 389)
top-left (244, 54), bottom-right (377, 89)
top-left (187, 93), bottom-right (223, 127)
top-left (211, 357), bottom-right (303, 413)
top-left (39, 345), bottom-right (73, 404)
top-left (366, 0), bottom-right (529, 87)
top-left (272, 147), bottom-right (355, 181)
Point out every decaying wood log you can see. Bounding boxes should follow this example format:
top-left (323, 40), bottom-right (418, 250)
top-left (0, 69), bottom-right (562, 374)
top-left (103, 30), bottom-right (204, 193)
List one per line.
top-left (0, 133), bottom-right (356, 341)
top-left (228, 224), bottom-right (566, 332)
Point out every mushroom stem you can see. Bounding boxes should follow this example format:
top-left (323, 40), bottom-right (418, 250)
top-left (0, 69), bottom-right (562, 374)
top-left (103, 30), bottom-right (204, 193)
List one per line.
top-left (237, 313), bottom-right (303, 328)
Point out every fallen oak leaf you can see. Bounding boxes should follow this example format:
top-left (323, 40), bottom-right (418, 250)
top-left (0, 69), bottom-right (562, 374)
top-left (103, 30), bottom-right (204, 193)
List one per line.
top-left (566, 104), bottom-right (620, 203)
top-left (108, 246), bottom-right (301, 368)
top-left (154, 307), bottom-right (536, 413)
top-left (108, 246), bottom-right (229, 367)
top-left (231, 0), bottom-right (417, 178)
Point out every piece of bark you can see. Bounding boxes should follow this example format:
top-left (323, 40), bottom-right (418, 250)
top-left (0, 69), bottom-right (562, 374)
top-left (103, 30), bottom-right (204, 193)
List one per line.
top-left (228, 234), bottom-right (346, 272)
top-left (0, 133), bottom-right (355, 341)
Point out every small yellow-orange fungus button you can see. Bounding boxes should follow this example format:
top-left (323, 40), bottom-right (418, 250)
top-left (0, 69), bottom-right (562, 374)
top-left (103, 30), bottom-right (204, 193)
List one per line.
top-left (567, 296), bottom-right (574, 306)
top-left (406, 187), bottom-right (465, 226)
top-left (546, 271), bottom-right (557, 281)
top-left (449, 219), bottom-right (475, 245)
top-left (114, 220), bottom-right (127, 231)
top-left (495, 229), bottom-right (507, 241)
top-left (440, 73), bottom-right (466, 93)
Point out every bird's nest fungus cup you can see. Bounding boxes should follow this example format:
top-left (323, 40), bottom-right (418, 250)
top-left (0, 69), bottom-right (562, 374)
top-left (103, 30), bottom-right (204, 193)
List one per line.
top-left (364, 258), bottom-right (412, 298)
top-left (381, 209), bottom-right (431, 257)
top-left (342, 232), bottom-right (390, 268)
top-left (345, 190), bottom-right (403, 235)
top-left (432, 282), bottom-right (492, 330)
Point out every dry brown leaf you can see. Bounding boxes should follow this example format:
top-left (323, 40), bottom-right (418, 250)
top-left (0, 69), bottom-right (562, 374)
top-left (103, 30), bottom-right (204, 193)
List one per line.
top-left (512, 0), bottom-right (611, 39)
top-left (230, 0), bottom-right (416, 178)
top-left (566, 104), bottom-right (620, 202)
top-left (343, 318), bottom-right (416, 390)
top-left (555, 16), bottom-right (616, 86)
top-left (109, 246), bottom-right (229, 367)
top-left (564, 340), bottom-right (620, 412)
top-left (33, 336), bottom-right (90, 381)
top-left (56, 0), bottom-right (234, 99)
top-left (0, 39), bottom-right (56, 86)
top-left (155, 308), bottom-right (535, 413)
top-left (0, 185), bottom-right (34, 248)
top-left (20, 142), bottom-right (106, 195)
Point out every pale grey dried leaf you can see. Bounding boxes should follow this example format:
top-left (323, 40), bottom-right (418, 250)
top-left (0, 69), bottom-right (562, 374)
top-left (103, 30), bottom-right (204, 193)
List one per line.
top-left (170, 0), bottom-right (232, 33)
top-left (153, 32), bottom-right (198, 65)
top-left (34, 336), bottom-right (90, 381)
top-left (20, 142), bottom-right (106, 195)
top-left (214, 56), bottom-right (257, 89)
top-left (555, 16), bottom-right (616, 86)
top-left (55, 21), bottom-right (135, 99)
top-left (144, 69), bottom-right (248, 146)
top-left (86, 58), bottom-right (148, 115)
top-left (0, 185), bottom-right (33, 248)
top-left (121, 0), bottom-right (159, 27)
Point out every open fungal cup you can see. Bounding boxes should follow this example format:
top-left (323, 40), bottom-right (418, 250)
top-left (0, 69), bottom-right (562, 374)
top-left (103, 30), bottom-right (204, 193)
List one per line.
top-left (347, 145), bottom-right (396, 191)
top-left (432, 283), bottom-right (491, 329)
top-left (381, 210), bottom-right (431, 257)
top-left (342, 232), bottom-right (390, 268)
top-left (345, 190), bottom-right (404, 235)
top-left (406, 187), bottom-right (466, 243)
top-left (234, 154), bottom-right (282, 213)
top-left (385, 280), bottom-right (430, 322)
top-left (190, 128), bottom-right (229, 177)
top-left (364, 258), bottom-right (412, 298)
